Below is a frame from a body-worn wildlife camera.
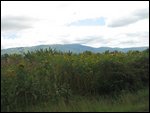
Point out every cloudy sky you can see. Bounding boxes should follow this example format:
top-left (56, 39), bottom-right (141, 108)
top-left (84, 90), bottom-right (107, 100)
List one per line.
top-left (1, 1), bottom-right (149, 49)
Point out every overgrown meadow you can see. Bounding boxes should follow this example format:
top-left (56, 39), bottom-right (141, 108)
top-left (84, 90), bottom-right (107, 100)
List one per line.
top-left (1, 48), bottom-right (149, 112)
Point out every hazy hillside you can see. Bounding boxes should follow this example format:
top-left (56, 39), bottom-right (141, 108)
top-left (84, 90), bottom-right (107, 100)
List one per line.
top-left (1, 44), bottom-right (148, 55)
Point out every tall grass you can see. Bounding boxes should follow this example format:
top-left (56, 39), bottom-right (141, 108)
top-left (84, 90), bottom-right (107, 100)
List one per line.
top-left (12, 88), bottom-right (149, 112)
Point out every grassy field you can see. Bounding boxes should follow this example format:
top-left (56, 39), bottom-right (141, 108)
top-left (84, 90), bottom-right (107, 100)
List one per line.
top-left (11, 88), bottom-right (149, 112)
top-left (1, 49), bottom-right (149, 112)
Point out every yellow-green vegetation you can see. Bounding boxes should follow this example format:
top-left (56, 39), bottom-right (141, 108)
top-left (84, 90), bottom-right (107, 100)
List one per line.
top-left (1, 48), bottom-right (149, 112)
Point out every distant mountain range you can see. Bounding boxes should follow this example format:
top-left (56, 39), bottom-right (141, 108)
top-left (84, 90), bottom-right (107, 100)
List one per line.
top-left (1, 44), bottom-right (149, 55)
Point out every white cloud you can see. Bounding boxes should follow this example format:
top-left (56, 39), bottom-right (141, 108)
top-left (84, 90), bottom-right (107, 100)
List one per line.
top-left (1, 16), bottom-right (38, 31)
top-left (1, 1), bottom-right (149, 49)
top-left (108, 8), bottom-right (149, 27)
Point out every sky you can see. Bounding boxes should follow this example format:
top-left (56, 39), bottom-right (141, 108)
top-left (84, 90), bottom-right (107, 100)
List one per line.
top-left (1, 1), bottom-right (149, 49)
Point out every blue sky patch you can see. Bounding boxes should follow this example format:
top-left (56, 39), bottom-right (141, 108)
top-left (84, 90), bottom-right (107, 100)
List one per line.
top-left (2, 32), bottom-right (18, 39)
top-left (68, 17), bottom-right (105, 26)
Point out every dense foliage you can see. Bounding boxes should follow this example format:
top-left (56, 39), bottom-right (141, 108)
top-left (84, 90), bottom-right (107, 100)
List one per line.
top-left (1, 48), bottom-right (149, 111)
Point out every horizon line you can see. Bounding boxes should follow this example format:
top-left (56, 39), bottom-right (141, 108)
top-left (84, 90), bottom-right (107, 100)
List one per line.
top-left (1, 43), bottom-right (149, 50)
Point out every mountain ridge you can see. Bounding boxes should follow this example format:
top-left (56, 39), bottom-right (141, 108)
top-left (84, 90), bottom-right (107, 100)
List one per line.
top-left (1, 44), bottom-right (149, 55)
